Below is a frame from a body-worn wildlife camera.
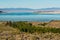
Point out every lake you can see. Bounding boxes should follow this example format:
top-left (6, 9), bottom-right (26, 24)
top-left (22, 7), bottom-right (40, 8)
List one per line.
top-left (0, 12), bottom-right (60, 22)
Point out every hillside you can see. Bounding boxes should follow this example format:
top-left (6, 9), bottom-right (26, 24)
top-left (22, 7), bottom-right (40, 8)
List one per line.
top-left (0, 22), bottom-right (20, 40)
top-left (0, 21), bottom-right (60, 40)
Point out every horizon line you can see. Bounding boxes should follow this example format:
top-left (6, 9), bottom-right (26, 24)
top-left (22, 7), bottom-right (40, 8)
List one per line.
top-left (0, 7), bottom-right (60, 9)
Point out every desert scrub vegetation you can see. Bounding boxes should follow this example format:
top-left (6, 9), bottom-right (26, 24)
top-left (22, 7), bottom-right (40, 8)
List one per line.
top-left (6, 21), bottom-right (60, 33)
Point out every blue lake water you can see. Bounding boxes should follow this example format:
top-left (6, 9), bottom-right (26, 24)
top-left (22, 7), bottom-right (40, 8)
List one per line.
top-left (0, 12), bottom-right (60, 22)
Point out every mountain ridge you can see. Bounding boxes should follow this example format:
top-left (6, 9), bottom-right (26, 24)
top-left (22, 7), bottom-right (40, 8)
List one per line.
top-left (0, 8), bottom-right (60, 10)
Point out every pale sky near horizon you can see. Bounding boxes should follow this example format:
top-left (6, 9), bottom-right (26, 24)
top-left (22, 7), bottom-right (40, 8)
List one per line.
top-left (0, 0), bottom-right (60, 9)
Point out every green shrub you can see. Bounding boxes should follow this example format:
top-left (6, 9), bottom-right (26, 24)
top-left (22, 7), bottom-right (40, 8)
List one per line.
top-left (7, 21), bottom-right (60, 33)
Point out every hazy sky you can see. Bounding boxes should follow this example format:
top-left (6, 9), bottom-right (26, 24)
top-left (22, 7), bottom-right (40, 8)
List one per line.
top-left (0, 0), bottom-right (60, 9)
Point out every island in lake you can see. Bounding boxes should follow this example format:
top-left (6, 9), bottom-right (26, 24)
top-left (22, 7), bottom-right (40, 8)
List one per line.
top-left (0, 11), bottom-right (3, 13)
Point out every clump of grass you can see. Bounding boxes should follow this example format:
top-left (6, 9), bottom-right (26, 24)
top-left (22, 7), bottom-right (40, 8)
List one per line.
top-left (7, 21), bottom-right (60, 33)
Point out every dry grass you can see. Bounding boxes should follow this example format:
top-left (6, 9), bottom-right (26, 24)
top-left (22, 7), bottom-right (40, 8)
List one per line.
top-left (0, 21), bottom-right (60, 40)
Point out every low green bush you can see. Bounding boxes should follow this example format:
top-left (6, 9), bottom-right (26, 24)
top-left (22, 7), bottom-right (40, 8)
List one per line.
top-left (7, 21), bottom-right (60, 33)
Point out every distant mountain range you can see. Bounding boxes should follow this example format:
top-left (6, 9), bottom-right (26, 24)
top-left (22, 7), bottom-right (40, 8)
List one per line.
top-left (0, 8), bottom-right (60, 10)
top-left (36, 8), bottom-right (60, 13)
top-left (39, 8), bottom-right (60, 10)
top-left (0, 8), bottom-right (33, 10)
top-left (0, 8), bottom-right (60, 13)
